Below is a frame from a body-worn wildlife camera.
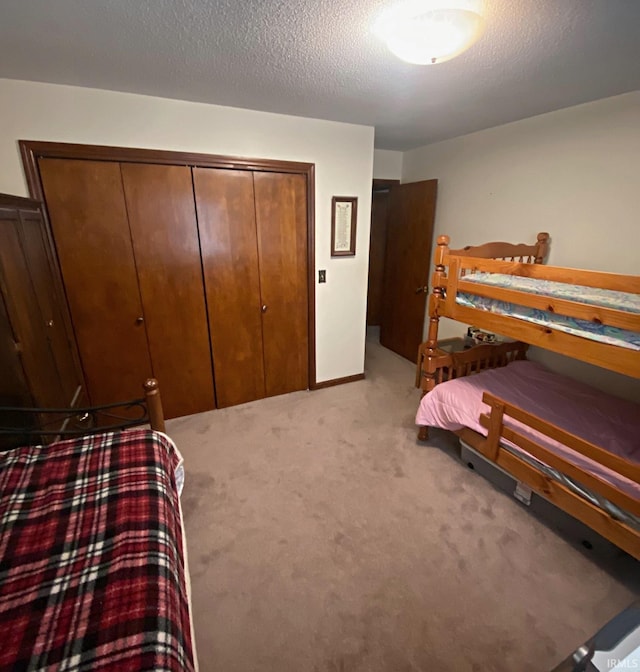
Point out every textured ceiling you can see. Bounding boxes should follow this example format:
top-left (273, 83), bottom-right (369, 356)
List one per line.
top-left (1, 0), bottom-right (639, 150)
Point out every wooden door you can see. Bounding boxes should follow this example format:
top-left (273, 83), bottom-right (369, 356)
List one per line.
top-left (0, 207), bottom-right (63, 408)
top-left (39, 158), bottom-right (153, 407)
top-left (254, 172), bottom-right (308, 397)
top-left (193, 168), bottom-right (266, 408)
top-left (121, 163), bottom-right (215, 418)
top-left (18, 207), bottom-right (83, 406)
top-left (380, 179), bottom-right (438, 362)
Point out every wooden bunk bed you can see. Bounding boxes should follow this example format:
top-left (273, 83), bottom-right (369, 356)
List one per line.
top-left (0, 380), bottom-right (197, 671)
top-left (415, 234), bottom-right (640, 560)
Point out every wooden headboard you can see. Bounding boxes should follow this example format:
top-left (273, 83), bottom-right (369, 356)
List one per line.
top-left (449, 232), bottom-right (550, 264)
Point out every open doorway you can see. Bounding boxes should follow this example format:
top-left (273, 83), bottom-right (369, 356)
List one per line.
top-left (365, 178), bottom-right (438, 363)
top-left (366, 179), bottom-right (399, 344)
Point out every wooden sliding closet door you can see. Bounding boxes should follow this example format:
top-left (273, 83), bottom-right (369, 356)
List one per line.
top-left (39, 159), bottom-right (153, 406)
top-left (120, 163), bottom-right (214, 417)
top-left (254, 172), bottom-right (308, 396)
top-left (194, 168), bottom-right (309, 406)
top-left (193, 168), bottom-right (266, 408)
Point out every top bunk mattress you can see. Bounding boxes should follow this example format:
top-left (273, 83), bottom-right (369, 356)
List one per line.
top-left (415, 360), bottom-right (640, 500)
top-left (457, 272), bottom-right (640, 350)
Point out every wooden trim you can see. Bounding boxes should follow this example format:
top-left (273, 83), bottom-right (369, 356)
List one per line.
top-left (0, 193), bottom-right (41, 209)
top-left (311, 372), bottom-right (365, 390)
top-left (19, 139), bottom-right (318, 389)
top-left (307, 164), bottom-right (317, 388)
top-left (449, 254), bottom-right (640, 294)
top-left (20, 140), bottom-right (314, 194)
top-left (458, 429), bottom-right (640, 560)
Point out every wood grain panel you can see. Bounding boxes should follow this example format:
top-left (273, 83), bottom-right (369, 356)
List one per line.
top-left (0, 208), bottom-right (62, 407)
top-left (380, 180), bottom-right (438, 362)
top-left (254, 172), bottom-right (309, 397)
top-left (193, 168), bottom-right (266, 407)
top-left (39, 158), bottom-right (153, 406)
top-left (121, 163), bottom-right (215, 418)
top-left (17, 208), bottom-right (82, 406)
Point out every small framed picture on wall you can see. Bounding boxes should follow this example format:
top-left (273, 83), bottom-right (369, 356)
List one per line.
top-left (331, 196), bottom-right (357, 257)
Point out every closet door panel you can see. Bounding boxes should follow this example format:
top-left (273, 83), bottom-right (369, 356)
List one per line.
top-left (0, 209), bottom-right (62, 408)
top-left (193, 168), bottom-right (266, 408)
top-left (18, 209), bottom-right (83, 406)
top-left (121, 163), bottom-right (215, 418)
top-left (0, 291), bottom-right (31, 407)
top-left (254, 172), bottom-right (308, 396)
top-left (39, 158), bottom-right (153, 406)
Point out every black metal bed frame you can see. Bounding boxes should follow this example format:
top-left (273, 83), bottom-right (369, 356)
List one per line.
top-left (0, 398), bottom-right (150, 447)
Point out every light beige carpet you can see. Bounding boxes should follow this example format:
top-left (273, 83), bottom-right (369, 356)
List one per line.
top-left (168, 337), bottom-right (638, 672)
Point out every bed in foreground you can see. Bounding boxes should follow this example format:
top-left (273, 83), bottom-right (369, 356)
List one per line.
top-left (415, 234), bottom-right (640, 559)
top-left (0, 381), bottom-right (196, 671)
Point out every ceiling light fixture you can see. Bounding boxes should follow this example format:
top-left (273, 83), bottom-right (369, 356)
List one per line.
top-left (374, 0), bottom-right (485, 65)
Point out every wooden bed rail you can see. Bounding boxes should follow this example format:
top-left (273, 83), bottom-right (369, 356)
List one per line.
top-left (417, 340), bottom-right (528, 395)
top-left (477, 392), bottom-right (640, 558)
top-left (448, 255), bottom-right (640, 294)
top-left (415, 340), bottom-right (528, 442)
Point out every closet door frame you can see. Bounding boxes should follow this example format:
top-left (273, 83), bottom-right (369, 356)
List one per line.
top-left (20, 140), bottom-right (320, 389)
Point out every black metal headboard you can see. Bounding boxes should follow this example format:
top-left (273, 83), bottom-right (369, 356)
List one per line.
top-left (0, 398), bottom-right (151, 450)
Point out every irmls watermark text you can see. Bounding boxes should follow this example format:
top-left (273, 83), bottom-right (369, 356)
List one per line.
top-left (607, 658), bottom-right (639, 669)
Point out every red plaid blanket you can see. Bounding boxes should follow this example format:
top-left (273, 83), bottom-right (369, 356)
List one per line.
top-left (0, 429), bottom-right (195, 672)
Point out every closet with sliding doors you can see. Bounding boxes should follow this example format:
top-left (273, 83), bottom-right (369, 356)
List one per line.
top-left (29, 145), bottom-right (311, 419)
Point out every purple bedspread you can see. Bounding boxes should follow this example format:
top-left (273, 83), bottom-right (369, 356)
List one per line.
top-left (415, 360), bottom-right (640, 498)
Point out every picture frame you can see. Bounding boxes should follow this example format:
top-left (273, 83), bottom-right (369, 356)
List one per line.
top-left (330, 196), bottom-right (357, 257)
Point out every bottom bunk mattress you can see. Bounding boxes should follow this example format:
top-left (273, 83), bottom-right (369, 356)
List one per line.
top-left (415, 360), bottom-right (640, 523)
top-left (0, 428), bottom-right (195, 672)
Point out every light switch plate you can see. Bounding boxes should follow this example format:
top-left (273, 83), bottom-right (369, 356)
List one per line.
top-left (319, 270), bottom-right (326, 283)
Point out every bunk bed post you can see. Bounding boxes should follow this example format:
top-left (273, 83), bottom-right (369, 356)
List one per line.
top-left (416, 236), bottom-right (450, 441)
top-left (483, 400), bottom-right (505, 461)
top-left (144, 378), bottom-right (166, 433)
top-left (534, 232), bottom-right (550, 264)
top-left (425, 235), bottom-right (450, 382)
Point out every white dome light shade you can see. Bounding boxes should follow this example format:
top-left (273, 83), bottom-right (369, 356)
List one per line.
top-left (374, 0), bottom-right (485, 65)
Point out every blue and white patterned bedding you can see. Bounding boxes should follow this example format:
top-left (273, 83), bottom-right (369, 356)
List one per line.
top-left (457, 272), bottom-right (640, 350)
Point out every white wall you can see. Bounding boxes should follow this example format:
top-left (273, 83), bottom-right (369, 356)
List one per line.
top-left (373, 149), bottom-right (403, 180)
top-left (402, 92), bottom-right (640, 401)
top-left (0, 78), bottom-right (374, 384)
